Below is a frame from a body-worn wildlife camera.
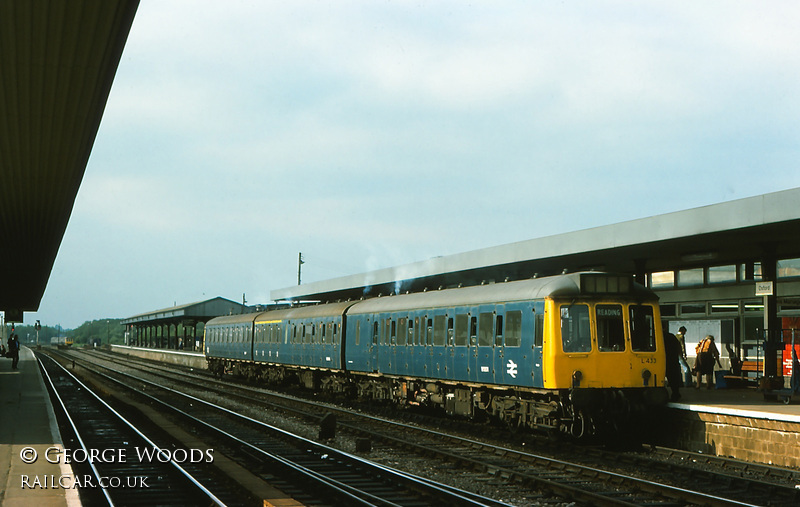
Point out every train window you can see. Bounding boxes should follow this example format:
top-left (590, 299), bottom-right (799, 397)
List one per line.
top-left (561, 304), bottom-right (591, 353)
top-left (506, 311), bottom-right (522, 347)
top-left (597, 304), bottom-right (625, 352)
top-left (455, 314), bottom-right (469, 347)
top-left (373, 321), bottom-right (379, 345)
top-left (478, 312), bottom-right (493, 347)
top-left (408, 318), bottom-right (415, 346)
top-left (333, 323), bottom-right (339, 344)
top-left (447, 317), bottom-right (454, 346)
top-left (630, 305), bottom-right (657, 352)
top-left (398, 318), bottom-right (408, 346)
top-left (433, 315), bottom-right (446, 346)
top-left (384, 319), bottom-right (394, 345)
top-left (426, 318), bottom-right (433, 346)
top-left (469, 316), bottom-right (477, 346)
top-left (355, 320), bottom-right (361, 346)
top-left (534, 313), bottom-right (544, 347)
top-left (495, 315), bottom-right (503, 346)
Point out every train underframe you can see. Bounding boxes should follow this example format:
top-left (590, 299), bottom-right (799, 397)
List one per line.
top-left (208, 357), bottom-right (668, 438)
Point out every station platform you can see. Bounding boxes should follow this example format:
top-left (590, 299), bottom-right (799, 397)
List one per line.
top-left (659, 381), bottom-right (800, 468)
top-left (668, 383), bottom-right (800, 422)
top-left (0, 346), bottom-right (79, 506)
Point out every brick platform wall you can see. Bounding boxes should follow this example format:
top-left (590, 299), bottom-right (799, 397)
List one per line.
top-left (656, 408), bottom-right (800, 468)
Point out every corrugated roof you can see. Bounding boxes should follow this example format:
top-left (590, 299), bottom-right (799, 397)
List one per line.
top-left (0, 0), bottom-right (139, 317)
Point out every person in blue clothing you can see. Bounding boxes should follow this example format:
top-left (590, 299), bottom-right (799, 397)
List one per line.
top-left (8, 334), bottom-right (20, 369)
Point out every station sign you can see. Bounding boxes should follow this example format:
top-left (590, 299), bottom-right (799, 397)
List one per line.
top-left (755, 281), bottom-right (774, 296)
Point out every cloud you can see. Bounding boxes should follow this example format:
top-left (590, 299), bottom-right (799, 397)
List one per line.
top-left (28, 1), bottom-right (800, 329)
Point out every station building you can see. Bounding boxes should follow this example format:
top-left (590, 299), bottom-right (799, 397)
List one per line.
top-left (272, 187), bottom-right (800, 383)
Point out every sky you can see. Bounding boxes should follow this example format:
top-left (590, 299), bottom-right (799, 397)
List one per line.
top-left (28, 1), bottom-right (800, 330)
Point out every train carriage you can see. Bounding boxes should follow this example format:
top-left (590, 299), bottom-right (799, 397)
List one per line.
top-left (204, 313), bottom-right (257, 369)
top-left (205, 271), bottom-right (668, 437)
top-left (205, 301), bottom-right (353, 386)
top-left (343, 272), bottom-right (668, 436)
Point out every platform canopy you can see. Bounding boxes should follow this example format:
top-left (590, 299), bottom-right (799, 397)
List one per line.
top-left (272, 188), bottom-right (800, 303)
top-left (0, 0), bottom-right (139, 320)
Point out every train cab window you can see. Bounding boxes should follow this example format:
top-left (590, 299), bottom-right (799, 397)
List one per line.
top-left (433, 315), bottom-right (446, 346)
top-left (596, 304), bottom-right (625, 352)
top-left (454, 314), bottom-right (468, 346)
top-left (398, 318), bottom-right (407, 346)
top-left (630, 305), bottom-right (657, 352)
top-left (506, 311), bottom-right (522, 347)
top-left (478, 312), bottom-right (494, 347)
top-left (561, 304), bottom-right (592, 353)
top-left (495, 315), bottom-right (503, 346)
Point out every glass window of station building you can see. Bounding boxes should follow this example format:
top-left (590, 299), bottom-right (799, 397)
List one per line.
top-left (648, 258), bottom-right (800, 362)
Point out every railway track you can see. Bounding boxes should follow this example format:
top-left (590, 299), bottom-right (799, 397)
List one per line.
top-left (36, 353), bottom-right (242, 506)
top-left (38, 349), bottom-right (512, 506)
top-left (56, 348), bottom-right (800, 505)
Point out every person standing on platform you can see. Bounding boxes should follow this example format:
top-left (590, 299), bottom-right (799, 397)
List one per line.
top-left (663, 331), bottom-right (682, 401)
top-left (8, 333), bottom-right (20, 369)
top-left (694, 335), bottom-right (721, 389)
top-left (675, 326), bottom-right (691, 373)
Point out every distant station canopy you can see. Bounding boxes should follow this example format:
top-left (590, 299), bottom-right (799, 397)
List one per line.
top-left (121, 297), bottom-right (250, 352)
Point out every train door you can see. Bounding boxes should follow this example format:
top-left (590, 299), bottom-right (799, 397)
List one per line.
top-left (493, 305), bottom-right (507, 384)
top-left (370, 316), bottom-right (379, 373)
top-left (495, 305), bottom-right (532, 387)
top-left (473, 305), bottom-right (496, 383)
top-left (431, 312), bottom-right (448, 378)
top-left (453, 311), bottom-right (470, 381)
top-left (531, 303), bottom-right (545, 388)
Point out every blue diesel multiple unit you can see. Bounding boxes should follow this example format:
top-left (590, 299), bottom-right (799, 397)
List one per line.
top-left (205, 272), bottom-right (668, 437)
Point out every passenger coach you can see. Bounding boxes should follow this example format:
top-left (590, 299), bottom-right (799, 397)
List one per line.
top-left (204, 272), bottom-right (668, 437)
